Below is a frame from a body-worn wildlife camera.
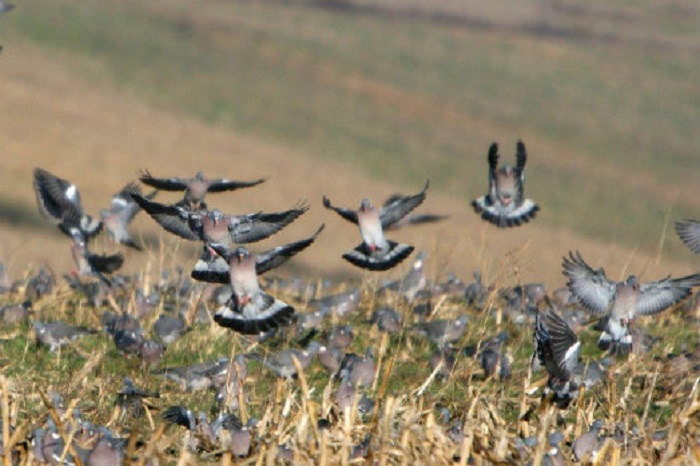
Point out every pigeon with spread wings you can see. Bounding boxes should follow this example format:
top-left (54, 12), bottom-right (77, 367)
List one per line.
top-left (191, 224), bottom-right (324, 284)
top-left (132, 194), bottom-right (308, 249)
top-left (140, 170), bottom-right (265, 212)
top-left (562, 251), bottom-right (700, 355)
top-left (471, 141), bottom-right (539, 228)
top-left (323, 181), bottom-right (429, 271)
top-left (209, 245), bottom-right (295, 335)
top-left (33, 168), bottom-right (103, 241)
top-left (100, 183), bottom-right (156, 250)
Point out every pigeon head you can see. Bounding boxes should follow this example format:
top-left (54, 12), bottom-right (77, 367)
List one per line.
top-left (359, 199), bottom-right (374, 212)
top-left (194, 171), bottom-right (205, 182)
top-left (209, 209), bottom-right (224, 225)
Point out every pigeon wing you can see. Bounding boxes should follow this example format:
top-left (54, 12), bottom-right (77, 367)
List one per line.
top-left (322, 196), bottom-right (358, 224)
top-left (676, 219), bottom-right (700, 254)
top-left (139, 170), bottom-right (190, 191)
top-left (379, 181), bottom-right (429, 228)
top-left (206, 177), bottom-right (267, 192)
top-left (132, 194), bottom-right (201, 241)
top-left (229, 202), bottom-right (309, 244)
top-left (636, 272), bottom-right (700, 316)
top-left (255, 224), bottom-right (324, 274)
top-left (562, 251), bottom-right (616, 315)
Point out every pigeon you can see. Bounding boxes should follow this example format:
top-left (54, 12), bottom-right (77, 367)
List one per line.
top-left (209, 245), bottom-right (295, 334)
top-left (572, 420), bottom-right (605, 462)
top-left (69, 228), bottom-right (124, 283)
top-left (563, 251), bottom-right (700, 354)
top-left (152, 314), bottom-right (188, 345)
top-left (247, 341), bottom-right (320, 378)
top-left (370, 307), bottom-right (403, 333)
top-left (0, 301), bottom-right (31, 324)
top-left (413, 315), bottom-right (469, 348)
top-left (379, 251), bottom-right (428, 302)
top-left (33, 168), bottom-right (103, 241)
top-left (676, 219), bottom-right (700, 254)
top-left (191, 224), bottom-right (324, 284)
top-left (157, 358), bottom-right (230, 392)
top-left (116, 377), bottom-right (159, 418)
top-left (464, 270), bottom-right (487, 308)
top-left (325, 325), bottom-right (354, 350)
top-left (132, 194), bottom-right (308, 249)
top-left (309, 287), bottom-right (361, 317)
top-left (100, 182), bottom-right (156, 250)
top-left (471, 141), bottom-right (539, 227)
top-left (533, 306), bottom-right (604, 408)
top-left (137, 340), bottom-right (164, 367)
top-left (323, 181), bottom-right (429, 271)
top-left (338, 348), bottom-right (376, 387)
top-left (25, 268), bottom-right (56, 301)
top-left (140, 170), bottom-right (266, 212)
top-left (34, 321), bottom-right (95, 352)
top-left (85, 429), bottom-right (125, 466)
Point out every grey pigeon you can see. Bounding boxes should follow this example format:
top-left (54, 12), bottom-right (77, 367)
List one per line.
top-left (33, 167), bottom-right (103, 241)
top-left (100, 182), bottom-right (156, 250)
top-left (429, 348), bottom-right (456, 380)
top-left (25, 267), bottom-right (55, 301)
top-left (317, 345), bottom-right (344, 373)
top-left (248, 341), bottom-right (320, 378)
top-left (153, 313), bottom-right (188, 345)
top-left (69, 228), bottom-right (124, 283)
top-left (478, 332), bottom-right (511, 380)
top-left (157, 359), bottom-right (229, 391)
top-left (380, 251), bottom-right (428, 301)
top-left (0, 301), bottom-right (31, 324)
top-left (140, 170), bottom-right (266, 212)
top-left (116, 377), bottom-right (159, 418)
top-left (464, 271), bottom-right (487, 308)
top-left (433, 272), bottom-right (466, 298)
top-left (413, 315), bottom-right (469, 347)
top-left (573, 420), bottom-right (605, 462)
top-left (471, 141), bottom-right (539, 227)
top-left (325, 325), bottom-right (354, 350)
top-left (0, 263), bottom-right (14, 293)
top-left (370, 307), bottom-right (403, 333)
top-left (309, 287), bottom-right (360, 317)
top-left (323, 181), bottom-right (429, 270)
top-left (85, 429), bottom-right (125, 466)
top-left (191, 224), bottom-right (324, 285)
top-left (133, 194), bottom-right (308, 249)
top-left (676, 219), bottom-right (700, 254)
top-left (334, 373), bottom-right (374, 415)
top-left (210, 246), bottom-right (295, 334)
top-left (533, 307), bottom-right (604, 408)
top-left (137, 339), bottom-right (164, 367)
top-left (34, 321), bottom-right (94, 352)
top-left (113, 329), bottom-right (145, 356)
top-left (563, 251), bottom-right (700, 354)
top-left (339, 348), bottom-right (376, 387)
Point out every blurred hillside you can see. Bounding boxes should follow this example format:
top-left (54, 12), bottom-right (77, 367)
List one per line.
top-left (0, 0), bottom-right (698, 290)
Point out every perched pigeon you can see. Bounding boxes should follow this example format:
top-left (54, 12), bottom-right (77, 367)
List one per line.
top-left (153, 313), bottom-right (188, 345)
top-left (209, 245), bottom-right (295, 334)
top-left (85, 429), bottom-right (125, 466)
top-left (116, 377), bottom-right (159, 418)
top-left (191, 224), bottom-right (324, 284)
top-left (464, 271), bottom-right (488, 308)
top-left (309, 287), bottom-right (361, 317)
top-left (100, 182), bottom-right (156, 250)
top-left (338, 348), bottom-right (376, 387)
top-left (323, 181), bottom-right (429, 271)
top-left (247, 341), bottom-right (320, 378)
top-left (133, 194), bottom-right (308, 249)
top-left (380, 251), bottom-right (428, 302)
top-left (33, 168), bottom-right (102, 240)
top-left (471, 141), bottom-right (539, 228)
top-left (533, 306), bottom-right (604, 407)
top-left (34, 321), bottom-right (95, 352)
top-left (413, 315), bottom-right (469, 348)
top-left (370, 307), bottom-right (403, 333)
top-left (140, 170), bottom-right (266, 212)
top-left (572, 420), bottom-right (605, 462)
top-left (563, 251), bottom-right (700, 354)
top-left (676, 219), bottom-right (700, 254)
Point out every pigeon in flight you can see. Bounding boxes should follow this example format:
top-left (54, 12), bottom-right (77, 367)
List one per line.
top-left (100, 182), bottom-right (156, 250)
top-left (132, 194), bottom-right (308, 248)
top-left (562, 251), bottom-right (700, 354)
top-left (323, 181), bottom-right (429, 271)
top-left (140, 170), bottom-right (266, 212)
top-left (191, 224), bottom-right (324, 284)
top-left (676, 219), bottom-right (700, 254)
top-left (471, 141), bottom-right (539, 228)
top-left (209, 245), bottom-right (295, 334)
top-left (33, 168), bottom-right (102, 241)
top-left (69, 228), bottom-right (124, 285)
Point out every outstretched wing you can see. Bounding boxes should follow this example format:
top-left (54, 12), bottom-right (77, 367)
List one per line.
top-left (229, 202), bottom-right (309, 244)
top-left (33, 167), bottom-right (81, 223)
top-left (535, 306), bottom-right (580, 381)
top-left (206, 177), bottom-right (266, 192)
top-left (322, 196), bottom-right (358, 224)
top-left (636, 272), bottom-right (700, 315)
top-left (132, 194), bottom-right (201, 241)
top-left (562, 251), bottom-right (616, 315)
top-left (379, 181), bottom-right (429, 228)
top-left (255, 224), bottom-right (325, 274)
top-left (676, 219), bottom-right (700, 254)
top-left (214, 291), bottom-right (294, 335)
top-left (514, 140), bottom-right (527, 202)
top-left (139, 170), bottom-right (190, 191)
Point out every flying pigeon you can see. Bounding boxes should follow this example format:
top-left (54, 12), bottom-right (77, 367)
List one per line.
top-left (533, 306), bottom-right (605, 407)
top-left (675, 219), bottom-right (700, 254)
top-left (323, 181), bottom-right (429, 270)
top-left (471, 141), bottom-right (539, 227)
top-left (140, 170), bottom-right (266, 212)
top-left (69, 228), bottom-right (124, 284)
top-left (33, 168), bottom-right (102, 240)
top-left (132, 194), bottom-right (308, 249)
top-left (191, 224), bottom-right (324, 284)
top-left (209, 245), bottom-right (296, 334)
top-left (563, 251), bottom-right (700, 355)
top-left (100, 182), bottom-right (156, 250)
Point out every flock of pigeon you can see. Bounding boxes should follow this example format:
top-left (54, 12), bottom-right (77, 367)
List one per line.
top-left (0, 136), bottom-right (694, 462)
